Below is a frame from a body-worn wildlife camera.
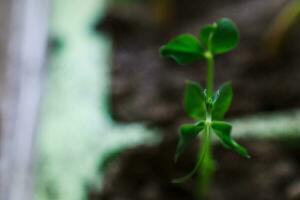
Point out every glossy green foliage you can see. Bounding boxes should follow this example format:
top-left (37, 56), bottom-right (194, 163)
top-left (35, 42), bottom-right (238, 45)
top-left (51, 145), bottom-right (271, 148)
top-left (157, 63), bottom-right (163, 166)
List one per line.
top-left (175, 121), bottom-right (205, 162)
top-left (175, 81), bottom-right (246, 162)
top-left (184, 81), bottom-right (206, 120)
top-left (160, 18), bottom-right (239, 65)
top-left (212, 82), bottom-right (233, 120)
top-left (173, 125), bottom-right (210, 183)
top-left (199, 24), bottom-right (216, 50)
top-left (159, 18), bottom-right (249, 184)
top-left (200, 18), bottom-right (240, 54)
top-left (212, 121), bottom-right (250, 158)
top-left (160, 34), bottom-right (205, 64)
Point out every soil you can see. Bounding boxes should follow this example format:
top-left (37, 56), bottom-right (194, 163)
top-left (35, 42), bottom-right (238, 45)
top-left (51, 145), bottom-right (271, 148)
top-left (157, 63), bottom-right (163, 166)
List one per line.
top-left (89, 0), bottom-right (300, 199)
top-left (89, 139), bottom-right (300, 200)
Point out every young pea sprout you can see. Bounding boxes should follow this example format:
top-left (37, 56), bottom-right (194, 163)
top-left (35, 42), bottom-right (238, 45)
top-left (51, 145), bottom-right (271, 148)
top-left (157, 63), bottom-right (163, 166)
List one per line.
top-left (159, 18), bottom-right (250, 198)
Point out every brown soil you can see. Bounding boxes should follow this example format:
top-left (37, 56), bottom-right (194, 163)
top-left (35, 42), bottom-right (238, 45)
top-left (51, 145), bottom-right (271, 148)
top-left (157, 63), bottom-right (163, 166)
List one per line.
top-left (89, 139), bottom-right (300, 200)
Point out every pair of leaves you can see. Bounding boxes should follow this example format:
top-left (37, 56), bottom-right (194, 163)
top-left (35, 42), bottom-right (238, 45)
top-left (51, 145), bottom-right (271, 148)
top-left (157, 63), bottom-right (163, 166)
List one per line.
top-left (184, 80), bottom-right (232, 121)
top-left (174, 119), bottom-right (250, 183)
top-left (160, 18), bottom-right (240, 64)
top-left (175, 81), bottom-right (249, 162)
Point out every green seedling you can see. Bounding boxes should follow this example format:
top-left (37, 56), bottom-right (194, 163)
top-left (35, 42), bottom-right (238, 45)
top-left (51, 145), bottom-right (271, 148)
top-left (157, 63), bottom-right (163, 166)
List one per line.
top-left (159, 18), bottom-right (250, 197)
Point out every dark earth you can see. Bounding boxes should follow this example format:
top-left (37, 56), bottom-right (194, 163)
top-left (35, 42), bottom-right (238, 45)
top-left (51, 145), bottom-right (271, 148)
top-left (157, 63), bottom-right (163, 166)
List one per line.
top-left (89, 0), bottom-right (300, 199)
top-left (89, 140), bottom-right (300, 200)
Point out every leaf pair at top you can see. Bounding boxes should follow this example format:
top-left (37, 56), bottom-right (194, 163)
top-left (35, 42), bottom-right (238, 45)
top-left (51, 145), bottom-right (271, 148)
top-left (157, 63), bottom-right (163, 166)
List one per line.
top-left (160, 18), bottom-right (240, 64)
top-left (175, 81), bottom-right (250, 163)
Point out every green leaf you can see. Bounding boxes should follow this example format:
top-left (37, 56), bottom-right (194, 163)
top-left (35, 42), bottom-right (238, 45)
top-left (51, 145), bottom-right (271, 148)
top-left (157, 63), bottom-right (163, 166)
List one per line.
top-left (160, 34), bottom-right (205, 64)
top-left (173, 124), bottom-right (210, 183)
top-left (175, 122), bottom-right (205, 162)
top-left (184, 80), bottom-right (206, 120)
top-left (211, 18), bottom-right (239, 54)
top-left (199, 24), bottom-right (217, 51)
top-left (211, 121), bottom-right (250, 158)
top-left (211, 82), bottom-right (233, 120)
top-left (199, 18), bottom-right (239, 54)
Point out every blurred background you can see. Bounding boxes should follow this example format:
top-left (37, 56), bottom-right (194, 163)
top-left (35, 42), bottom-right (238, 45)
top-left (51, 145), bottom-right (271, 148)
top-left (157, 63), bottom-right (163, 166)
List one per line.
top-left (0, 0), bottom-right (300, 200)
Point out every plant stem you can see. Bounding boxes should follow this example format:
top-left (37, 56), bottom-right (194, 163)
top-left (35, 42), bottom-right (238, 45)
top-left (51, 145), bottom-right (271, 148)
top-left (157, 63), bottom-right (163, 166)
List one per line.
top-left (205, 52), bottom-right (214, 98)
top-left (196, 51), bottom-right (216, 200)
top-left (197, 125), bottom-right (215, 200)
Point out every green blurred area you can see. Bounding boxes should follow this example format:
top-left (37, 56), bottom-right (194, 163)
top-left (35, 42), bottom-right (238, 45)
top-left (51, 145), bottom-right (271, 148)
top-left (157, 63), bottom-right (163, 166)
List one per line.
top-left (35, 1), bottom-right (159, 200)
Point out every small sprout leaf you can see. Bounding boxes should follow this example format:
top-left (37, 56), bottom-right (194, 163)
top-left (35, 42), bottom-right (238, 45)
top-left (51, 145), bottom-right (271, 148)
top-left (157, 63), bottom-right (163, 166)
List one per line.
top-left (210, 18), bottom-right (240, 54)
top-left (184, 81), bottom-right (207, 120)
top-left (199, 24), bottom-right (217, 50)
top-left (173, 125), bottom-right (210, 183)
top-left (211, 82), bottom-right (233, 120)
top-left (211, 121), bottom-right (250, 158)
top-left (160, 34), bottom-right (205, 64)
top-left (175, 122), bottom-right (205, 162)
